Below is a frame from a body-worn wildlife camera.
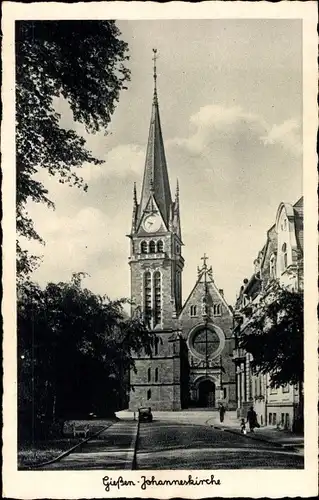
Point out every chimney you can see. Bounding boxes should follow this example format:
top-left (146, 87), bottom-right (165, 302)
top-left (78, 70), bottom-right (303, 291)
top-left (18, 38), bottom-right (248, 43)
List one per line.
top-left (219, 289), bottom-right (224, 296)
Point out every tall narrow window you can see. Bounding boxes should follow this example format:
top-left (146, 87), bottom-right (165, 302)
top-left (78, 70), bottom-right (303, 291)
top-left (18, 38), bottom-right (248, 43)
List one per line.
top-left (155, 368), bottom-right (159, 382)
top-left (144, 271), bottom-right (152, 323)
top-left (141, 241), bottom-right (148, 254)
top-left (154, 271), bottom-right (161, 325)
top-left (190, 305), bottom-right (197, 317)
top-left (213, 304), bottom-right (221, 316)
top-left (147, 368), bottom-right (151, 382)
top-left (282, 243), bottom-right (288, 269)
top-left (269, 254), bottom-right (276, 280)
top-left (154, 336), bottom-right (159, 356)
top-left (176, 271), bottom-right (181, 308)
top-left (149, 240), bottom-right (156, 253)
top-left (157, 240), bottom-right (164, 253)
top-left (147, 389), bottom-right (151, 400)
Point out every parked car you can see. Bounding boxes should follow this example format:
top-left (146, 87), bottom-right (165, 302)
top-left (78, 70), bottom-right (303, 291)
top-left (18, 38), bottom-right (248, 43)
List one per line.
top-left (138, 407), bottom-right (153, 422)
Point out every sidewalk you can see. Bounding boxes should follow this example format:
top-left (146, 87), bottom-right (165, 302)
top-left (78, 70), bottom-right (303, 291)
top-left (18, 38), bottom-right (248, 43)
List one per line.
top-left (41, 420), bottom-right (139, 470)
top-left (212, 419), bottom-right (304, 453)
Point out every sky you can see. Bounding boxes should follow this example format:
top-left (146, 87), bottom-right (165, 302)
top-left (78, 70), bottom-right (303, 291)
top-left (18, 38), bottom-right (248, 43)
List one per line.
top-left (24, 19), bottom-right (302, 306)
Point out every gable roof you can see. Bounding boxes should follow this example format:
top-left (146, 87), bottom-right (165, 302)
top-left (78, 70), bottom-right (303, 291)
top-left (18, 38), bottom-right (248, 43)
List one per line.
top-left (179, 266), bottom-right (233, 317)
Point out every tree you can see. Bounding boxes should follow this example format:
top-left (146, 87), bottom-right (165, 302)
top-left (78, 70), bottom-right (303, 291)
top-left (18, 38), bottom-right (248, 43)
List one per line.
top-left (18, 276), bottom-right (154, 441)
top-left (238, 285), bottom-right (303, 388)
top-left (16, 21), bottom-right (130, 275)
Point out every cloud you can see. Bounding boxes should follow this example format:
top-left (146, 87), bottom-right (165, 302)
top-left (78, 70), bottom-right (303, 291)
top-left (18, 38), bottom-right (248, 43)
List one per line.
top-left (24, 204), bottom-right (130, 297)
top-left (80, 144), bottom-right (145, 181)
top-left (168, 105), bottom-right (267, 156)
top-left (168, 104), bottom-right (301, 159)
top-left (261, 119), bottom-right (302, 155)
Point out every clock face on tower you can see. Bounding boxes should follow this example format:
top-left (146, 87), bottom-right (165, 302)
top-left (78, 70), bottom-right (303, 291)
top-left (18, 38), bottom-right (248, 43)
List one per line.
top-left (143, 213), bottom-right (161, 233)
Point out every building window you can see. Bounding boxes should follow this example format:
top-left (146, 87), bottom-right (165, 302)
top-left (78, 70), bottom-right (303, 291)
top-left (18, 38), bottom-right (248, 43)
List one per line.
top-left (213, 304), bottom-right (221, 316)
top-left (192, 328), bottom-right (220, 357)
top-left (153, 271), bottom-right (161, 325)
top-left (285, 413), bottom-right (290, 429)
top-left (147, 389), bottom-right (151, 400)
top-left (282, 243), bottom-right (288, 269)
top-left (260, 415), bottom-right (263, 426)
top-left (270, 386), bottom-right (277, 395)
top-left (269, 254), bottom-right (276, 280)
top-left (282, 384), bottom-right (290, 393)
top-left (281, 413), bottom-right (285, 426)
top-left (223, 388), bottom-right (227, 399)
top-left (141, 240), bottom-right (148, 254)
top-left (147, 368), bottom-right (151, 382)
top-left (154, 337), bottom-right (159, 356)
top-left (176, 271), bottom-right (181, 307)
top-left (273, 413), bottom-right (277, 426)
top-left (269, 413), bottom-right (272, 425)
top-left (176, 244), bottom-right (180, 254)
top-left (157, 240), bottom-right (164, 253)
top-left (190, 305), bottom-right (197, 317)
top-left (155, 368), bottom-right (159, 382)
top-left (254, 378), bottom-right (258, 397)
top-left (143, 271), bottom-right (152, 323)
top-left (149, 240), bottom-right (156, 253)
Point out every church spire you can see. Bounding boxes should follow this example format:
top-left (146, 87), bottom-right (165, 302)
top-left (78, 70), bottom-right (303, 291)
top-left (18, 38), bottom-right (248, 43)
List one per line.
top-left (138, 49), bottom-right (172, 225)
top-left (133, 182), bottom-right (138, 207)
top-left (131, 182), bottom-right (138, 232)
top-left (175, 179), bottom-right (179, 205)
top-left (152, 48), bottom-right (158, 103)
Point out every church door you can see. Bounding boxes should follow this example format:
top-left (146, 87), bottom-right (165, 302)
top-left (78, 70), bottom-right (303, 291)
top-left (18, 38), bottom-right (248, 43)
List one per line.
top-left (198, 380), bottom-right (215, 408)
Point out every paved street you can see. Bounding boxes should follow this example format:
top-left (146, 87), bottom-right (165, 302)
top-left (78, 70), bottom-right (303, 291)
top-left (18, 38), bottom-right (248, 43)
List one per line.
top-left (136, 420), bottom-right (303, 469)
top-left (40, 414), bottom-right (303, 470)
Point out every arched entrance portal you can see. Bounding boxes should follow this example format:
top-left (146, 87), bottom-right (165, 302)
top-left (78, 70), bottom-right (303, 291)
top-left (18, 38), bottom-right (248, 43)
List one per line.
top-left (198, 379), bottom-right (215, 408)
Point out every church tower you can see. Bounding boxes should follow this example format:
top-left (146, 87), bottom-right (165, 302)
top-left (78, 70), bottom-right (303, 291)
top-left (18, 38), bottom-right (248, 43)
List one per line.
top-left (128, 50), bottom-right (184, 411)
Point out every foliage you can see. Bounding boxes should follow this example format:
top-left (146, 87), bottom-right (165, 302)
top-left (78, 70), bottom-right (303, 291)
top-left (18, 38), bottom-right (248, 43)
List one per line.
top-left (18, 275), bottom-right (153, 440)
top-left (16, 20), bottom-right (130, 275)
top-left (238, 285), bottom-right (303, 387)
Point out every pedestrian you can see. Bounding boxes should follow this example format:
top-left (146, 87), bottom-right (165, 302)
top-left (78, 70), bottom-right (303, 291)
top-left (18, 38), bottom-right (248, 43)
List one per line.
top-left (219, 403), bottom-right (226, 423)
top-left (240, 418), bottom-right (246, 434)
top-left (246, 406), bottom-right (259, 432)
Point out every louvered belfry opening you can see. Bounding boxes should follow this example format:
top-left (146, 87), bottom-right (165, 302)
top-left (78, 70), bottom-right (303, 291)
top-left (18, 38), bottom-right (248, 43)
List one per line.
top-left (154, 271), bottom-right (161, 325)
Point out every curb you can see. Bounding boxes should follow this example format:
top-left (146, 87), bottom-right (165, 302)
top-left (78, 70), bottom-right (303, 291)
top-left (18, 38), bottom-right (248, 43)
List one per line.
top-left (212, 425), bottom-right (301, 452)
top-left (21, 423), bottom-right (114, 470)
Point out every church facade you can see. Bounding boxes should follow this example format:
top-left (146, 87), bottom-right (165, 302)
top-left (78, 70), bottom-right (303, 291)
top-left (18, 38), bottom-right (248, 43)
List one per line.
top-left (128, 56), bottom-right (236, 411)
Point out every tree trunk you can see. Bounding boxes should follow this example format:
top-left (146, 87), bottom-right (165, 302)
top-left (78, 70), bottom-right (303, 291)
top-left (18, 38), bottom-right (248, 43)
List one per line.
top-left (293, 379), bottom-right (303, 433)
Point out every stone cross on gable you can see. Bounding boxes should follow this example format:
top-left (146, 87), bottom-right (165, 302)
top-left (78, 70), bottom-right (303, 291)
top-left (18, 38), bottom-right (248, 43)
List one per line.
top-left (201, 253), bottom-right (209, 269)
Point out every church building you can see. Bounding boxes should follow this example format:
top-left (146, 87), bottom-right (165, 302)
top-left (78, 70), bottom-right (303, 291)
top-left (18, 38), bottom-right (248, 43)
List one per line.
top-left (128, 51), bottom-right (236, 411)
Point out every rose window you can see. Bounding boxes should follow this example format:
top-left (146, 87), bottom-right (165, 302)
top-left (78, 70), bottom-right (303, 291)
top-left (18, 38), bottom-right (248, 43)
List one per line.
top-left (192, 328), bottom-right (220, 357)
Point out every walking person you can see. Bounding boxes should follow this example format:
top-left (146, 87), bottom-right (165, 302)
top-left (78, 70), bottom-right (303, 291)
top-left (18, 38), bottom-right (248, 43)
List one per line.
top-left (219, 403), bottom-right (226, 423)
top-left (240, 418), bottom-right (247, 434)
top-left (247, 406), bottom-right (259, 432)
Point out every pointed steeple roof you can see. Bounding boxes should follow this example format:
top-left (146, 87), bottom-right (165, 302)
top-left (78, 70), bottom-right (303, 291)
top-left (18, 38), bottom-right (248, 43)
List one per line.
top-left (138, 49), bottom-right (172, 225)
